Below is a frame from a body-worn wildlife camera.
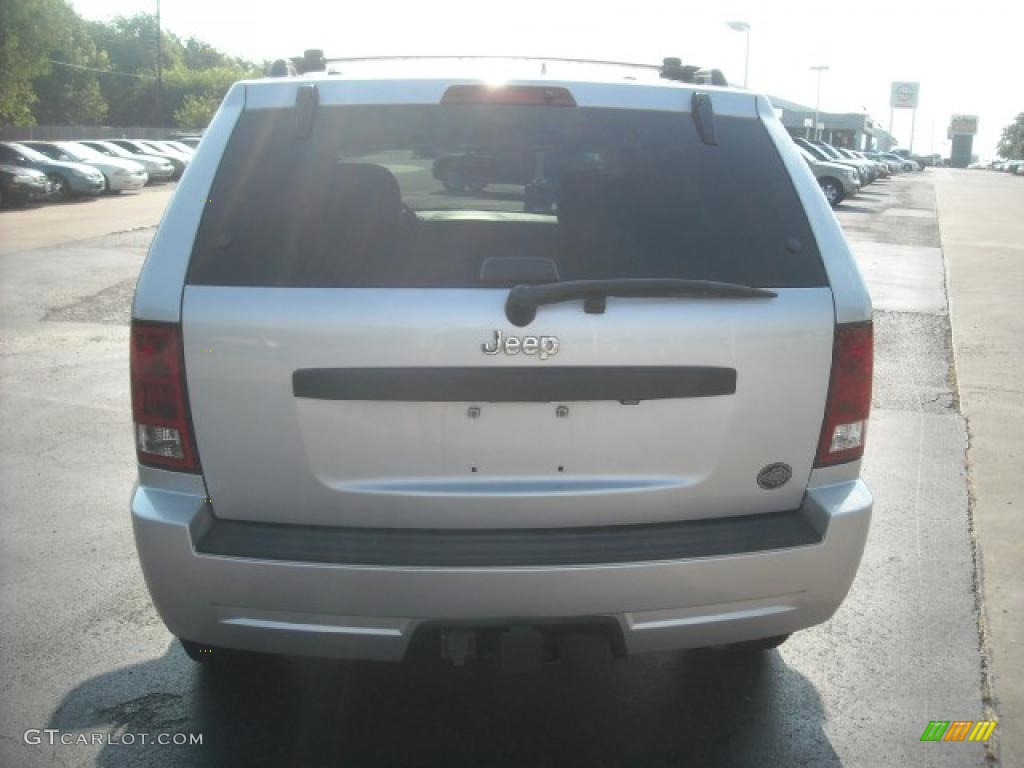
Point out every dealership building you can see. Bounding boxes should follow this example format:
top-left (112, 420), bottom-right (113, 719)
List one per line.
top-left (769, 95), bottom-right (896, 151)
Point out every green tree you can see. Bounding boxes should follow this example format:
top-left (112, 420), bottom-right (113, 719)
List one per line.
top-left (3, 3), bottom-right (259, 128)
top-left (87, 13), bottom-right (256, 127)
top-left (32, 4), bottom-right (109, 124)
top-left (165, 62), bottom-right (255, 129)
top-left (86, 14), bottom-right (171, 125)
top-left (997, 113), bottom-right (1024, 160)
top-left (182, 37), bottom-right (230, 71)
top-left (173, 92), bottom-right (221, 130)
top-left (0, 0), bottom-right (68, 124)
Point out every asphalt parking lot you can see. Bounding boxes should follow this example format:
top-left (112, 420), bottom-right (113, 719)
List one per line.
top-left (0, 183), bottom-right (175, 255)
top-left (0, 172), bottom-right (1014, 766)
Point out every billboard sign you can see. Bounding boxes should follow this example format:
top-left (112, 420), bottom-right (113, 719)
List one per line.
top-left (950, 115), bottom-right (979, 135)
top-left (890, 81), bottom-right (920, 109)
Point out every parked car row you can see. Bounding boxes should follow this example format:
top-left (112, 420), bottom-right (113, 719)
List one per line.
top-left (987, 159), bottom-right (1024, 175)
top-left (792, 137), bottom-right (926, 207)
top-left (0, 137), bottom-right (200, 206)
top-left (883, 148), bottom-right (941, 168)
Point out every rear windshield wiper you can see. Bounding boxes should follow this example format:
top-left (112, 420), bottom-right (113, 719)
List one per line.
top-left (505, 278), bottom-right (777, 326)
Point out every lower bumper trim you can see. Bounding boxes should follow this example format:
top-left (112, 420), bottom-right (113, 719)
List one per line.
top-left (194, 508), bottom-right (822, 567)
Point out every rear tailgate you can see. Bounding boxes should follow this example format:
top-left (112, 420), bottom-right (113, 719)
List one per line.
top-left (182, 86), bottom-right (835, 529)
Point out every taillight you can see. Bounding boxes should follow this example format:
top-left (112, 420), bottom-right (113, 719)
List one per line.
top-left (441, 84), bottom-right (577, 107)
top-left (130, 320), bottom-right (199, 472)
top-left (815, 322), bottom-right (873, 467)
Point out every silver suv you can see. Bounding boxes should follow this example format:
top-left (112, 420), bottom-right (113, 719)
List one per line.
top-left (131, 56), bottom-right (873, 668)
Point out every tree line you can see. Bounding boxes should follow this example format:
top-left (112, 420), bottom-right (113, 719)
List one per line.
top-left (998, 114), bottom-right (1024, 160)
top-left (0, 0), bottom-right (262, 129)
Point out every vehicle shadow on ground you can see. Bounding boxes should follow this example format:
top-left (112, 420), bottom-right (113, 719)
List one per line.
top-left (836, 204), bottom-right (876, 214)
top-left (1, 197), bottom-right (101, 212)
top-left (47, 640), bottom-right (841, 767)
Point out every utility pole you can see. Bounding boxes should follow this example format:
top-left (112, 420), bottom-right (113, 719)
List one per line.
top-left (726, 22), bottom-right (751, 88)
top-left (810, 65), bottom-right (829, 140)
top-left (156, 0), bottom-right (164, 127)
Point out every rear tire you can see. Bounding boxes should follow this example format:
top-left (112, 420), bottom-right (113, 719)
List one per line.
top-left (179, 638), bottom-right (265, 665)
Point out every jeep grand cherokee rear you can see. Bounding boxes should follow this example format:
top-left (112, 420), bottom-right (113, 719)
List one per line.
top-left (130, 59), bottom-right (873, 666)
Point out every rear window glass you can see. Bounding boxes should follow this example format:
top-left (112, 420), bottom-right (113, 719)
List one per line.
top-left (188, 103), bottom-right (826, 288)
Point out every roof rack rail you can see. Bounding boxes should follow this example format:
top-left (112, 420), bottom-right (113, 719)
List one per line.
top-left (266, 53), bottom-right (729, 86)
top-left (322, 55), bottom-right (664, 71)
top-left (268, 49), bottom-right (327, 77)
top-left (659, 58), bottom-right (728, 86)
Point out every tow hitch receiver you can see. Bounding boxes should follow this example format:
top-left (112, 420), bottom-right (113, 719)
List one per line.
top-left (436, 622), bottom-right (619, 671)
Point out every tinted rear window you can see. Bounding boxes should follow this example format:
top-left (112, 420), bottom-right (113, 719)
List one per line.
top-left (188, 103), bottom-right (826, 288)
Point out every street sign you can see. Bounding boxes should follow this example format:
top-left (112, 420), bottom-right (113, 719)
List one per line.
top-left (950, 115), bottom-right (979, 135)
top-left (890, 81), bottom-right (920, 109)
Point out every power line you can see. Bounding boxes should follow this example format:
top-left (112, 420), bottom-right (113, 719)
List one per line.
top-left (46, 59), bottom-right (157, 80)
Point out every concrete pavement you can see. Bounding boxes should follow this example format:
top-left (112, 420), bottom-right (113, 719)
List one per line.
top-left (934, 168), bottom-right (1024, 766)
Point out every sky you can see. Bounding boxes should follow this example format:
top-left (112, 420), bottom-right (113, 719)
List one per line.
top-left (69, 0), bottom-right (1022, 157)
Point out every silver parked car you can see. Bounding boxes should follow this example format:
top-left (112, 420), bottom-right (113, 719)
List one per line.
top-left (795, 138), bottom-right (867, 185)
top-left (131, 56), bottom-right (874, 669)
top-left (159, 139), bottom-right (197, 156)
top-left (79, 140), bottom-right (176, 183)
top-left (107, 139), bottom-right (188, 179)
top-left (796, 145), bottom-right (860, 205)
top-left (866, 152), bottom-right (903, 174)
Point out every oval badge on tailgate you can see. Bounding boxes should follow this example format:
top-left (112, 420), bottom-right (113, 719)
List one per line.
top-left (757, 463), bottom-right (792, 490)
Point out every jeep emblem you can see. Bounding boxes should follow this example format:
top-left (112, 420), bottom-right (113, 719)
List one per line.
top-left (481, 330), bottom-right (559, 360)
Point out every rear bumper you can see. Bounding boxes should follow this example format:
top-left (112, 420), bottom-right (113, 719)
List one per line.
top-left (2, 180), bottom-right (46, 203)
top-left (109, 173), bottom-right (148, 191)
top-left (146, 168), bottom-right (175, 182)
top-left (68, 176), bottom-right (105, 195)
top-left (132, 480), bottom-right (872, 661)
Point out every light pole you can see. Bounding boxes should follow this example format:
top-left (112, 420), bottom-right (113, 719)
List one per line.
top-left (726, 21), bottom-right (751, 87)
top-left (810, 65), bottom-right (829, 140)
